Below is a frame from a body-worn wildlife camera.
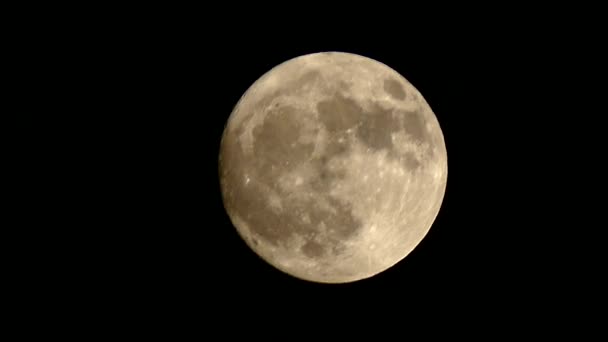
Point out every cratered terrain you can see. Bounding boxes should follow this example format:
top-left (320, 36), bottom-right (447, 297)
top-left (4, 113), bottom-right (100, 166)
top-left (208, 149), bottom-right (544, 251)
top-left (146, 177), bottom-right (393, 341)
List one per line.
top-left (219, 52), bottom-right (447, 283)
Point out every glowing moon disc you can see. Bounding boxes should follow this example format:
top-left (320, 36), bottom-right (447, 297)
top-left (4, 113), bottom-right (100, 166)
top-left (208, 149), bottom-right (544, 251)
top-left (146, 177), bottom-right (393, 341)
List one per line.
top-left (219, 52), bottom-right (447, 283)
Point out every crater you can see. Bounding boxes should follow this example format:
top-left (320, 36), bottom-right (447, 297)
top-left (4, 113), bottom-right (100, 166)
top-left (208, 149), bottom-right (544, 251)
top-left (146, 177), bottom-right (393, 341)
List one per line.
top-left (402, 151), bottom-right (422, 170)
top-left (301, 240), bottom-right (325, 258)
top-left (383, 77), bottom-right (407, 100)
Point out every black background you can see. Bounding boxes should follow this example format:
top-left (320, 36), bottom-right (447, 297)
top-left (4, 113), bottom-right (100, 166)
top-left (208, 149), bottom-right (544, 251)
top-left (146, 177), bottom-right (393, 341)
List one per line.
top-left (111, 32), bottom-right (535, 311)
top-left (22, 7), bottom-right (603, 332)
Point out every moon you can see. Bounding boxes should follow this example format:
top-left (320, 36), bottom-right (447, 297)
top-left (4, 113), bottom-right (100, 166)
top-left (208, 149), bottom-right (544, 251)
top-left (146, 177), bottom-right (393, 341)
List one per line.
top-left (218, 52), bottom-right (447, 283)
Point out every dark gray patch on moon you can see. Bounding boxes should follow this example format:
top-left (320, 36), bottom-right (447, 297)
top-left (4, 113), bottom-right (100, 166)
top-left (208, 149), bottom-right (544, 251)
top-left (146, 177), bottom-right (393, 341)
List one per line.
top-left (301, 240), bottom-right (324, 258)
top-left (337, 80), bottom-right (351, 91)
top-left (315, 94), bottom-right (430, 173)
top-left (356, 103), bottom-right (400, 151)
top-left (322, 197), bottom-right (361, 240)
top-left (401, 110), bottom-right (428, 143)
top-left (227, 176), bottom-right (296, 248)
top-left (252, 105), bottom-right (314, 179)
top-left (292, 70), bottom-right (322, 90)
top-left (220, 53), bottom-right (447, 283)
top-left (221, 135), bottom-right (289, 247)
top-left (237, 191), bottom-right (362, 255)
top-left (310, 166), bottom-right (342, 193)
top-left (316, 94), bottom-right (363, 132)
top-left (322, 130), bottom-right (352, 159)
top-left (383, 78), bottom-right (407, 100)
top-left (392, 110), bottom-right (432, 170)
top-left (316, 95), bottom-right (401, 153)
top-left (402, 151), bottom-right (422, 170)
top-left (221, 101), bottom-right (362, 256)
top-left (309, 131), bottom-right (352, 194)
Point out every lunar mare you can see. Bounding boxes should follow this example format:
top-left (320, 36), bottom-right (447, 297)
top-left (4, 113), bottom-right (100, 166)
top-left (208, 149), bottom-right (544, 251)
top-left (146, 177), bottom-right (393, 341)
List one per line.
top-left (219, 52), bottom-right (447, 283)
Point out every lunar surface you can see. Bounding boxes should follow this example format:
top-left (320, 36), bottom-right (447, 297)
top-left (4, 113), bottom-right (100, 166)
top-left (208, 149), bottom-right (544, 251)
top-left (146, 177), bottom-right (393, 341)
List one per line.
top-left (219, 52), bottom-right (447, 283)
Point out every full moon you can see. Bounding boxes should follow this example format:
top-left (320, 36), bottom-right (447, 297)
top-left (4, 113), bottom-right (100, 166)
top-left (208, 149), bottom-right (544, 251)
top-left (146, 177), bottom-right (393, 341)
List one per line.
top-left (218, 52), bottom-right (447, 283)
